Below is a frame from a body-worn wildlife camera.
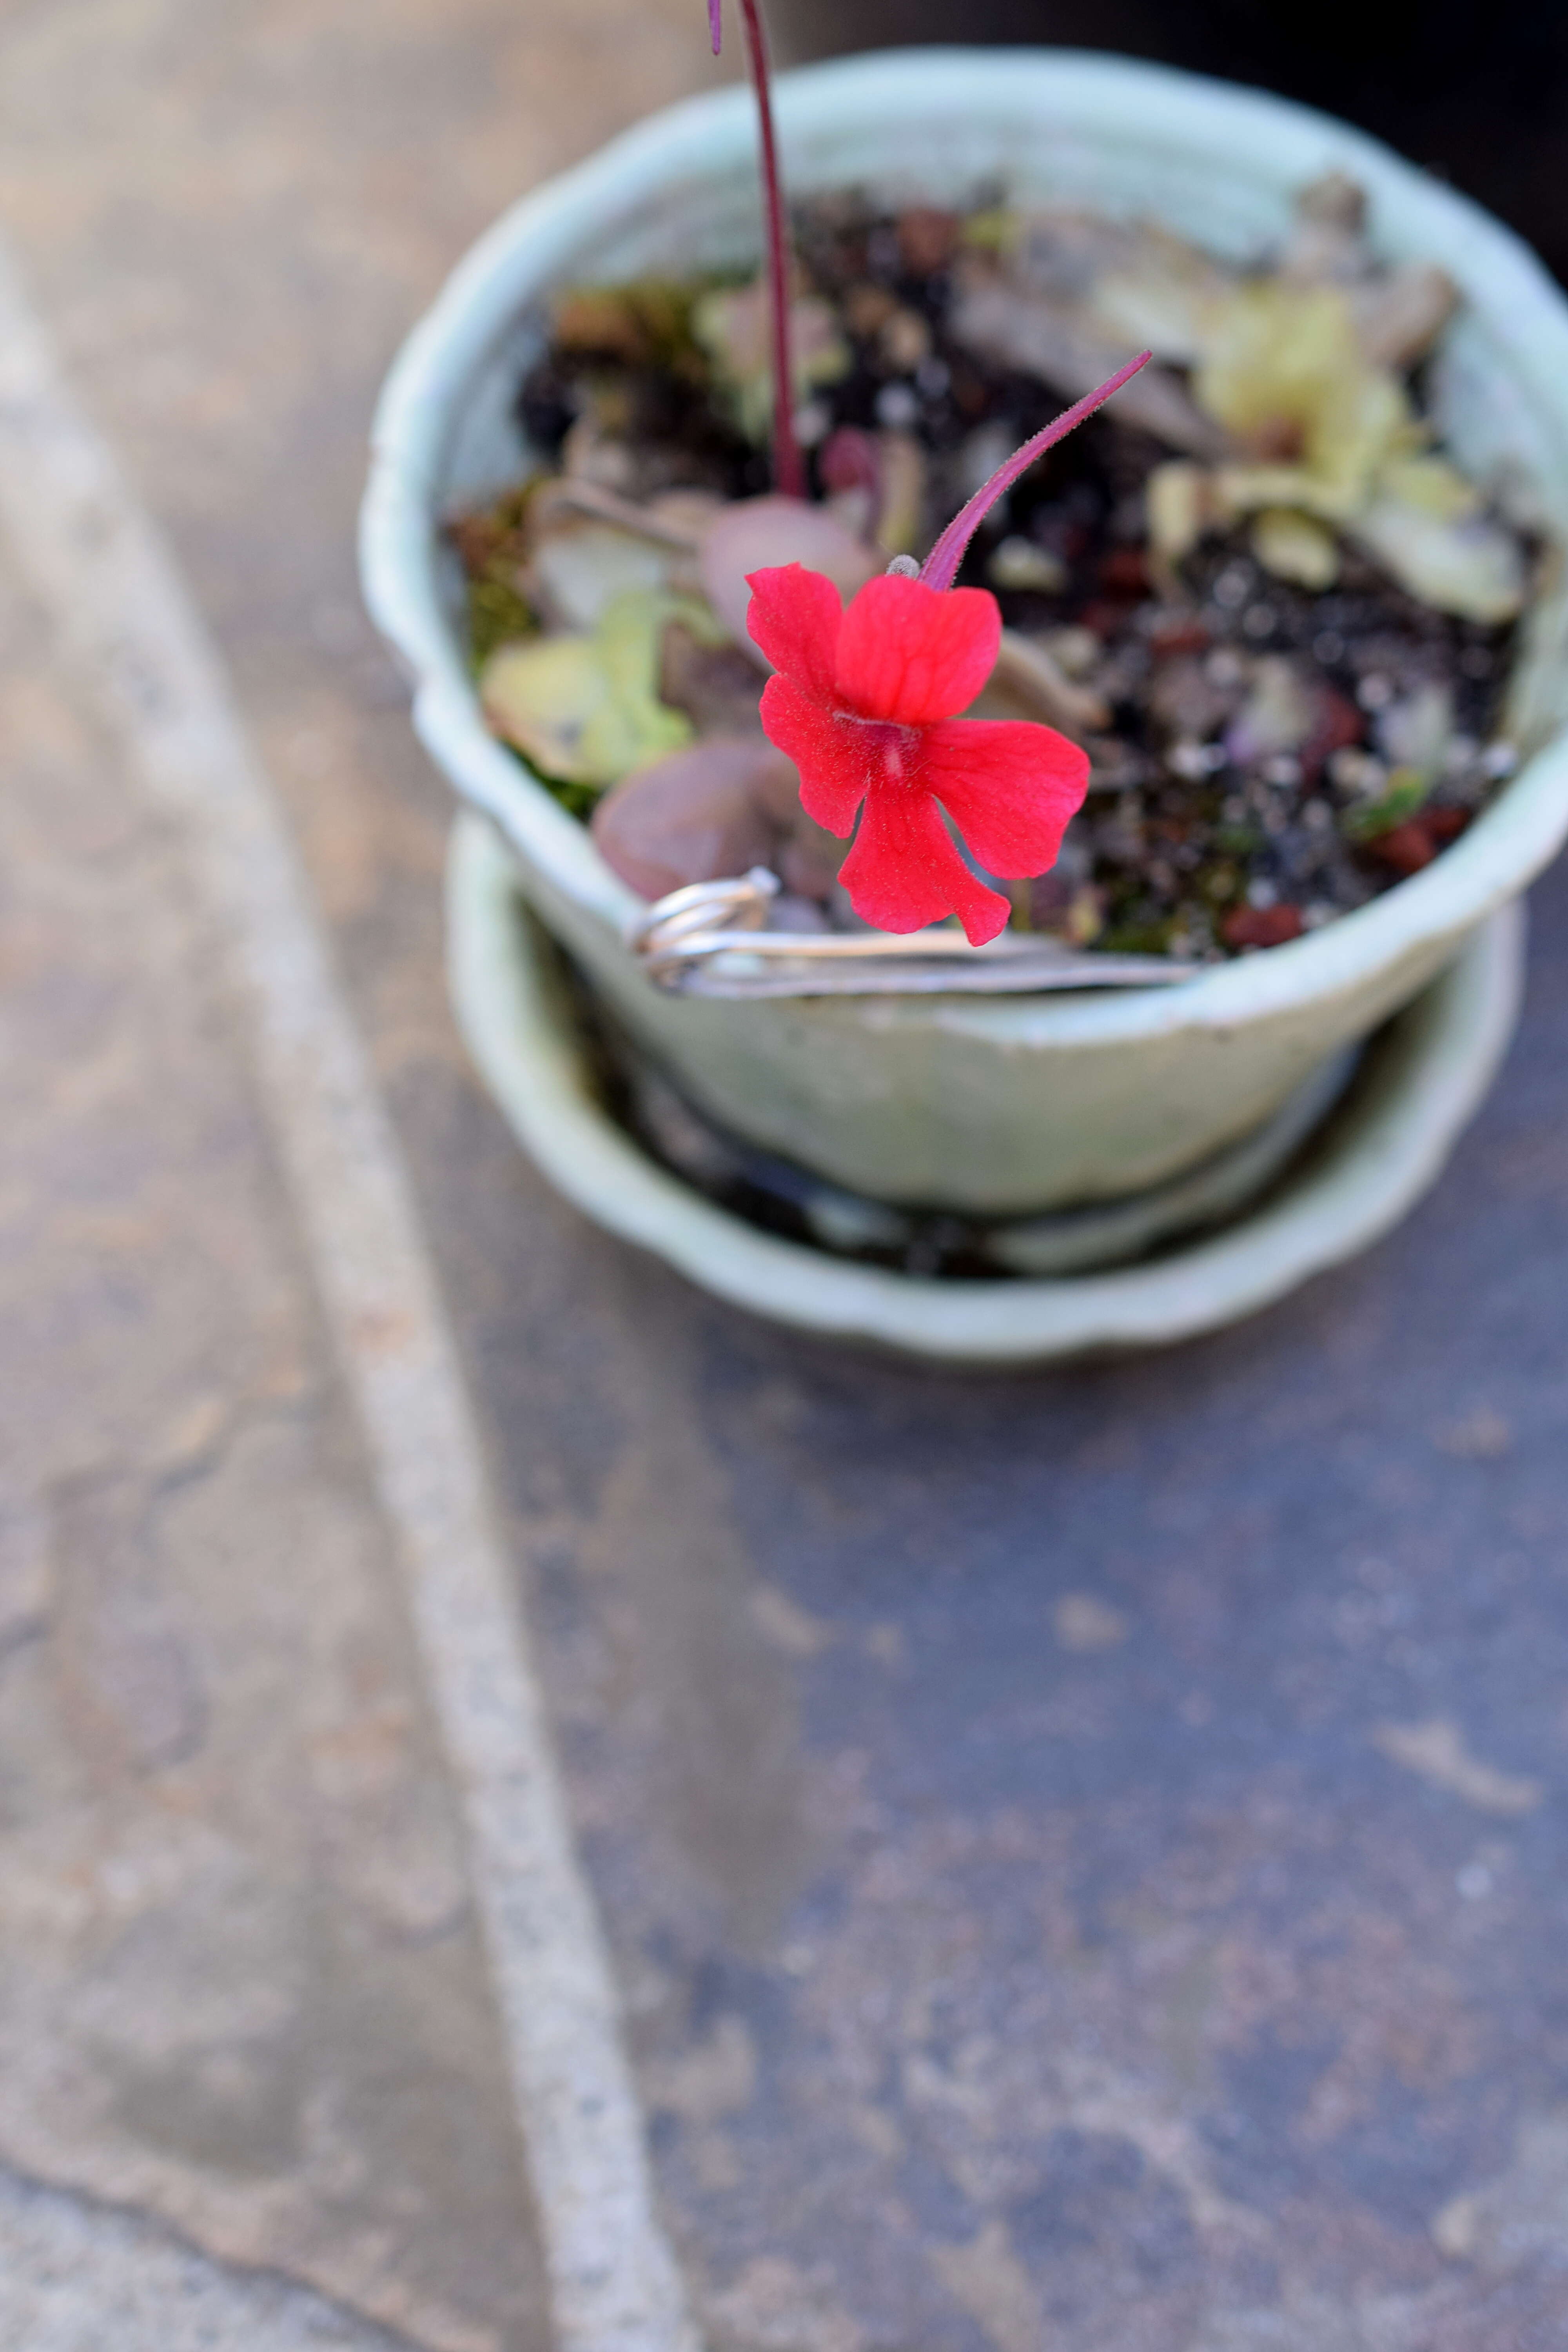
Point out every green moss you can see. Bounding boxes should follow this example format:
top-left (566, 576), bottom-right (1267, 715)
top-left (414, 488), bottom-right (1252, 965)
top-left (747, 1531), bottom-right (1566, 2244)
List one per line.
top-left (448, 478), bottom-right (549, 670)
top-left (1198, 859), bottom-right (1243, 906)
top-left (550, 276), bottom-right (736, 383)
top-left (503, 744), bottom-right (599, 824)
top-left (468, 574), bottom-right (539, 669)
top-left (1341, 766), bottom-right (1431, 840)
top-left (1099, 914), bottom-right (1179, 956)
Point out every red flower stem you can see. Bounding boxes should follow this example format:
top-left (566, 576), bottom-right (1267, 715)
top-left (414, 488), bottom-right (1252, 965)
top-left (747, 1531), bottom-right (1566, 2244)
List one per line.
top-left (736, 0), bottom-right (805, 500)
top-left (918, 350), bottom-right (1153, 593)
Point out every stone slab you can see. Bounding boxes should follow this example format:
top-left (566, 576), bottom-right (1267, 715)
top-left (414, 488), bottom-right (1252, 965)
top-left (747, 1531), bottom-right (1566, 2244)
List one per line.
top-left (0, 2163), bottom-right (407, 2352)
top-left (429, 874), bottom-right (1568, 2347)
top-left (0, 552), bottom-right (549, 2351)
top-left (4, 3), bottom-right (1568, 2348)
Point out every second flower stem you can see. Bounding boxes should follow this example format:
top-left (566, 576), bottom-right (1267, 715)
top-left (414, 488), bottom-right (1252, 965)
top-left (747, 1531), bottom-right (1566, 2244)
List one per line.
top-left (738, 0), bottom-right (804, 500)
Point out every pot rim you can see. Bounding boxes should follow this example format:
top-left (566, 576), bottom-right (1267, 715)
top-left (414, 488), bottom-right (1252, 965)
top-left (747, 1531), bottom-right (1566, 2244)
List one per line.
top-left (361, 46), bottom-right (1568, 1044)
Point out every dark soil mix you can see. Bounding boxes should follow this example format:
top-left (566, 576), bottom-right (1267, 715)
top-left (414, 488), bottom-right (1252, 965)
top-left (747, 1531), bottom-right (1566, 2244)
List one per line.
top-left (455, 189), bottom-right (1528, 960)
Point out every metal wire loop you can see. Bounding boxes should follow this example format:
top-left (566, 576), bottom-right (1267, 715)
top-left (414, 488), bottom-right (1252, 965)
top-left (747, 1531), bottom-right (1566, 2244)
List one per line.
top-left (626, 871), bottom-right (1201, 998)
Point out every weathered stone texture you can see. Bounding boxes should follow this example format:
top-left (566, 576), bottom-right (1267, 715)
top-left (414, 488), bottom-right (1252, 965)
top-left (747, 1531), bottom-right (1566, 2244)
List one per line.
top-left (0, 3), bottom-right (726, 2341)
top-left (0, 563), bottom-right (548, 2349)
top-left (0, 2161), bottom-right (408, 2350)
top-left (4, 1), bottom-right (1568, 2347)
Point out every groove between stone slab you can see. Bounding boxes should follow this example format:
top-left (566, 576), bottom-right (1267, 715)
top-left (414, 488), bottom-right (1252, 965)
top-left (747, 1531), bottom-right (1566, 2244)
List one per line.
top-left (0, 237), bottom-right (700, 2352)
top-left (0, 2164), bottom-right (413, 2352)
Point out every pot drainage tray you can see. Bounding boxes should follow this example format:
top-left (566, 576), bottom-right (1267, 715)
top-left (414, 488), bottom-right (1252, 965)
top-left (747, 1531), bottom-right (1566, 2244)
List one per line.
top-left (447, 814), bottom-right (1523, 1366)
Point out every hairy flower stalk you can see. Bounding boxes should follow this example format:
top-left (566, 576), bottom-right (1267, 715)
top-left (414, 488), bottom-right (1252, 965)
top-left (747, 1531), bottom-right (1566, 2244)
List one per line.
top-left (711, 0), bottom-right (804, 499)
top-left (920, 350), bottom-right (1151, 590)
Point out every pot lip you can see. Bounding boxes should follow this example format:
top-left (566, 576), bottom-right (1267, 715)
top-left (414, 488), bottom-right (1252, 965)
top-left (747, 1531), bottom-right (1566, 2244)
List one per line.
top-left (362, 46), bottom-right (1568, 1044)
top-left (447, 811), bottom-right (1525, 1363)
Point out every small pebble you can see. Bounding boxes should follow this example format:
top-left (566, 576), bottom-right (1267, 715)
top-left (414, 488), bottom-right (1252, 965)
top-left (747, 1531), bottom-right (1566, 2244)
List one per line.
top-left (1101, 547), bottom-right (1152, 596)
top-left (867, 225), bottom-right (901, 275)
top-left (1312, 630), bottom-right (1346, 664)
top-left (1042, 626), bottom-right (1100, 679)
top-left (1223, 902), bottom-right (1304, 948)
top-left (874, 381), bottom-right (919, 427)
top-left (1214, 563), bottom-right (1253, 610)
top-left (1168, 739), bottom-right (1221, 781)
top-left (1357, 672), bottom-right (1394, 710)
top-left (896, 206), bottom-right (959, 274)
top-left (1328, 747), bottom-right (1388, 796)
top-left (1369, 819), bottom-right (1439, 875)
top-left (1150, 615), bottom-right (1211, 657)
top-left (880, 306), bottom-right (931, 371)
top-left (987, 535), bottom-right (1069, 593)
top-left (1241, 603), bottom-right (1276, 639)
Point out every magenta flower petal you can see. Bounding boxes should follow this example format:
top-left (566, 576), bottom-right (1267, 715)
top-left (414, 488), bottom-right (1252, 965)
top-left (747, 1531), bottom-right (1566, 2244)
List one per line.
top-left (840, 785), bottom-right (1011, 943)
top-left (758, 674), bottom-right (871, 835)
top-left (833, 574), bottom-right (1000, 725)
top-left (745, 562), bottom-right (845, 704)
top-left (914, 719), bottom-right (1090, 877)
top-left (752, 566), bottom-right (1089, 942)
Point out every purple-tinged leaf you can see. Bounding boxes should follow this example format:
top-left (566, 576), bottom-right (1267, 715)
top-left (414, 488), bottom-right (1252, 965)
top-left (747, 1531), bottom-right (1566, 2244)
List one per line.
top-left (699, 493), bottom-right (878, 659)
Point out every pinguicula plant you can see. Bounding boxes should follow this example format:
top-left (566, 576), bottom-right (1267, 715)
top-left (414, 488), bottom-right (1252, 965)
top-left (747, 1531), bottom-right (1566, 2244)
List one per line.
top-left (709, 0), bottom-right (1150, 942)
top-left (464, 12), bottom-right (1532, 966)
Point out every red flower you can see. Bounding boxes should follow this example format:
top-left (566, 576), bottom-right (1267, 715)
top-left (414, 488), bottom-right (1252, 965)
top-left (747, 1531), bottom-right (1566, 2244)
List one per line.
top-left (747, 564), bottom-right (1091, 944)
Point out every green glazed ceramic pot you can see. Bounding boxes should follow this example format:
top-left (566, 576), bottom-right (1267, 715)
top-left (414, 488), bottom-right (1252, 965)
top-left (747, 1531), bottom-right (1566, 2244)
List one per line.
top-left (362, 51), bottom-right (1568, 1214)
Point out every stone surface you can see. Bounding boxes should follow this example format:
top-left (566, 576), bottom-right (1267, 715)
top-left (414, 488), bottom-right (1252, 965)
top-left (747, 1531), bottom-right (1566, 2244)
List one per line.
top-left (0, 2163), bottom-right (406, 2352)
top-left (432, 1041), bottom-right (1568, 2348)
top-left (3, 3), bottom-right (1568, 2349)
top-left (0, 558), bottom-right (548, 2350)
top-left (0, 3), bottom-right (724, 2343)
